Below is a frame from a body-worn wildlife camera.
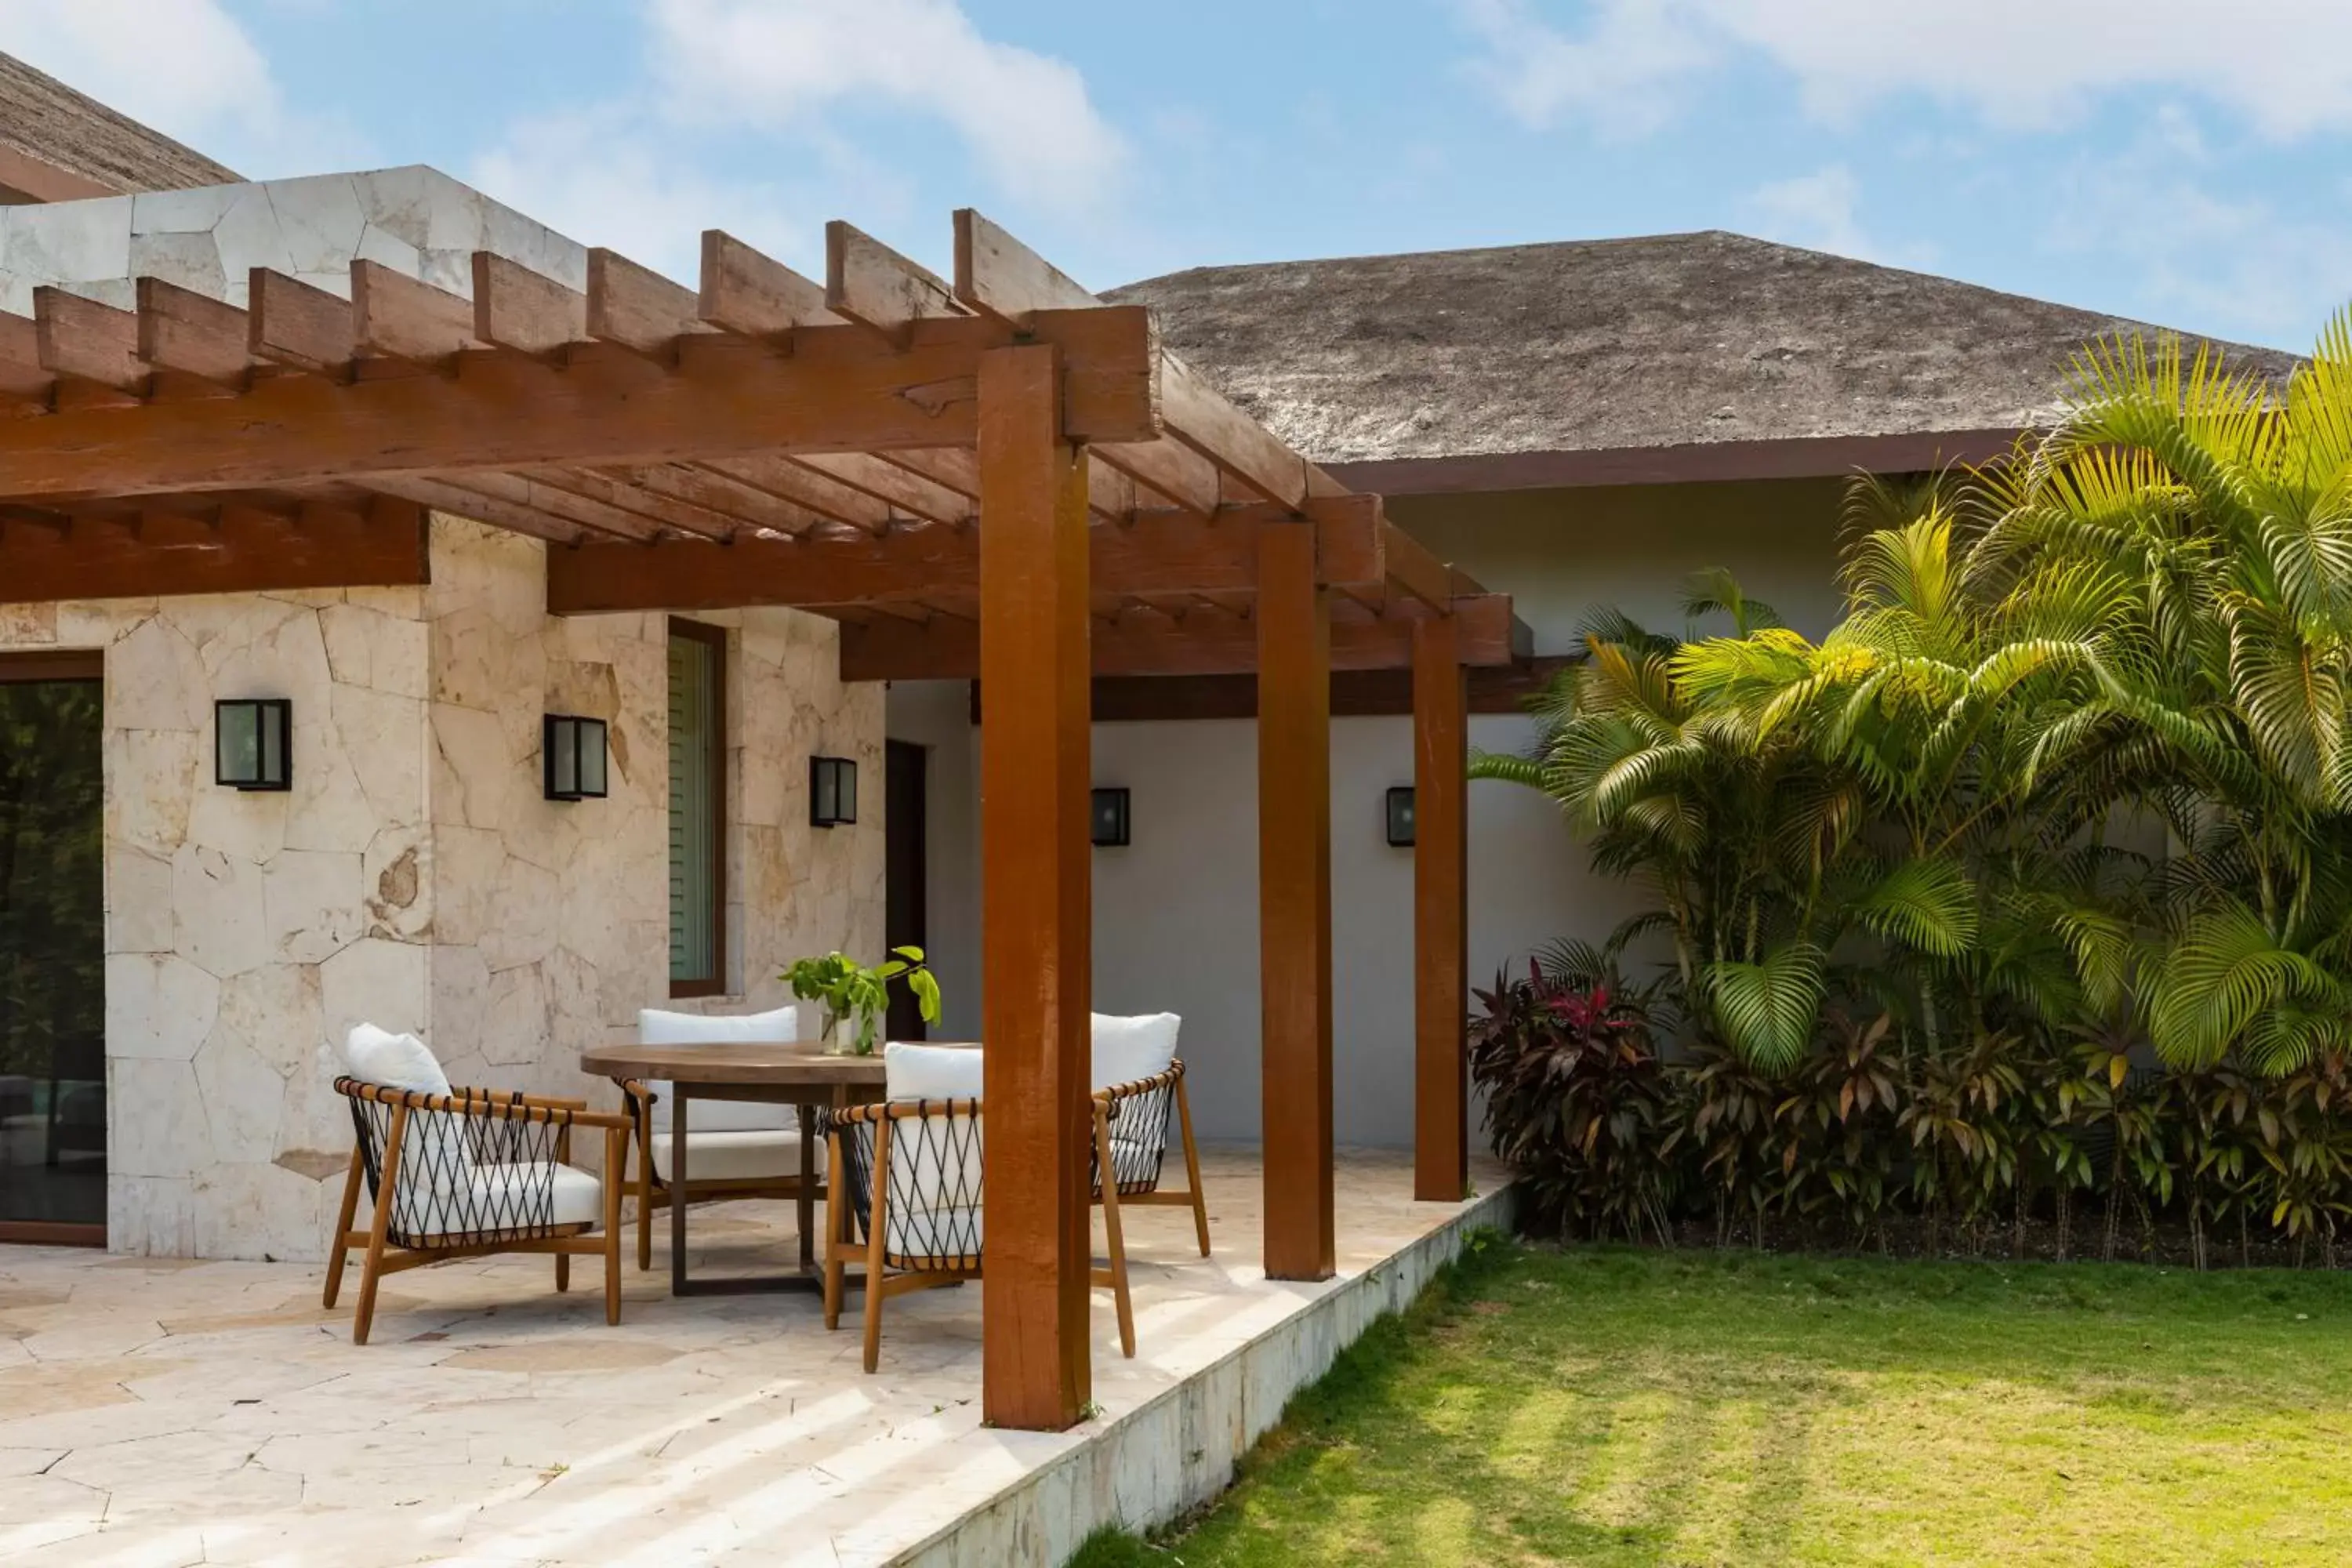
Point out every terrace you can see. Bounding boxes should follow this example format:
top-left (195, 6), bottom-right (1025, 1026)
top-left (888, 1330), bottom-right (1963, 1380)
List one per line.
top-left (0, 1149), bottom-right (1507, 1566)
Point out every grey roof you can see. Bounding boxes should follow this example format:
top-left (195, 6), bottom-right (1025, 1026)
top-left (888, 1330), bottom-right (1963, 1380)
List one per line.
top-left (1107, 230), bottom-right (2302, 469)
top-left (0, 51), bottom-right (239, 197)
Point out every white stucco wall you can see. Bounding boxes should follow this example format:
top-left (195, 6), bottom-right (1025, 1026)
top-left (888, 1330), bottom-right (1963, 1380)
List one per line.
top-left (0, 517), bottom-right (884, 1260)
top-left (887, 476), bottom-right (1851, 1145)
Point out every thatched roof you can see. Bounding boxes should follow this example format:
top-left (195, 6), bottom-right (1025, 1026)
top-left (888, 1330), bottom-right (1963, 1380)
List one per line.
top-left (0, 51), bottom-right (238, 198)
top-left (1109, 230), bottom-right (2302, 485)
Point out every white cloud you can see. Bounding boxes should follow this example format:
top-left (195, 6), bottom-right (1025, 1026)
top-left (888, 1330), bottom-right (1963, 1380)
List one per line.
top-left (2046, 121), bottom-right (2352, 346)
top-left (467, 111), bottom-right (820, 284)
top-left (646, 0), bottom-right (1125, 209)
top-left (0, 0), bottom-right (274, 145)
top-left (1744, 166), bottom-right (1879, 261)
top-left (1461, 0), bottom-right (2352, 140)
top-left (1458, 0), bottom-right (1717, 136)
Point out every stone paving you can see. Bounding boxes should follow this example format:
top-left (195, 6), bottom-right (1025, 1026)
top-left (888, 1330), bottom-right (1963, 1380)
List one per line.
top-left (0, 1147), bottom-right (1505, 1567)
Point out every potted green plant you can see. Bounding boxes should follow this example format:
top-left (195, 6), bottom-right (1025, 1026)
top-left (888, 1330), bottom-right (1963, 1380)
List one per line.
top-left (782, 946), bottom-right (942, 1054)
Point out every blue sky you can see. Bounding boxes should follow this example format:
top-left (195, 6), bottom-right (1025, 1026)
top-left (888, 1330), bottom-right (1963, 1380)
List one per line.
top-left (9, 0), bottom-right (2352, 350)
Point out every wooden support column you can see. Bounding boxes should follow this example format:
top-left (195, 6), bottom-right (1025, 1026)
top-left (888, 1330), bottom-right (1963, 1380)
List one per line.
top-left (977, 342), bottom-right (1093, 1431)
top-left (1258, 522), bottom-right (1336, 1279)
top-left (1413, 613), bottom-right (1470, 1200)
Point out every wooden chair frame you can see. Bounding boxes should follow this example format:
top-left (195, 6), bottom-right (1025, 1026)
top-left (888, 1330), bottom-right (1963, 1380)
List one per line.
top-left (822, 1096), bottom-right (1139, 1374)
top-left (614, 1076), bottom-right (817, 1272)
top-left (325, 1078), bottom-right (630, 1345)
top-left (1094, 1058), bottom-right (1212, 1258)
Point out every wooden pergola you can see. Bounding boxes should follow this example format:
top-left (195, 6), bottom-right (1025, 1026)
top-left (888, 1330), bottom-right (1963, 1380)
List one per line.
top-left (0, 207), bottom-right (1504, 1431)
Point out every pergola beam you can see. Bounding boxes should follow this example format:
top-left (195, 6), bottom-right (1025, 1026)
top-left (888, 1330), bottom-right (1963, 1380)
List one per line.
top-left (1258, 521), bottom-right (1336, 1280)
top-left (543, 499), bottom-right (1388, 612)
top-left (975, 340), bottom-right (1094, 1432)
top-left (0, 307), bottom-right (1162, 501)
top-left (0, 495), bottom-right (427, 598)
top-left (838, 591), bottom-right (1523, 680)
top-left (1412, 615), bottom-right (1470, 1201)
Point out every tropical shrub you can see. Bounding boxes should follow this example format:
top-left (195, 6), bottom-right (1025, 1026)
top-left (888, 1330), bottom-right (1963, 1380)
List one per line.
top-left (1472, 307), bottom-right (2352, 1265)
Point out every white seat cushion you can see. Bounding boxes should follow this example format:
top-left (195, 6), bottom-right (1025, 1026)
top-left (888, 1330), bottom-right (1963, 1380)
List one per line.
top-left (887, 1203), bottom-right (982, 1261)
top-left (650, 1127), bottom-right (804, 1184)
top-left (1092, 1012), bottom-right (1180, 1091)
top-left (636, 1004), bottom-right (802, 1133)
top-left (397, 1161), bottom-right (603, 1237)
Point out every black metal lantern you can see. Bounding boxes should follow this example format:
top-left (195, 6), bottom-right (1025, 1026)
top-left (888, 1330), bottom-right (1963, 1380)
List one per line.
top-left (1385, 786), bottom-right (1416, 848)
top-left (215, 699), bottom-right (292, 791)
top-left (1091, 786), bottom-right (1131, 848)
top-left (810, 755), bottom-right (858, 827)
top-left (543, 714), bottom-right (608, 801)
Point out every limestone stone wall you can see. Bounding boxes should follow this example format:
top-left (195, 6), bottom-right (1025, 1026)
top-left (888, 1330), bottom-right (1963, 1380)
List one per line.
top-left (0, 586), bottom-right (434, 1259)
top-left (0, 514), bottom-right (885, 1260)
top-left (419, 520), bottom-right (886, 1090)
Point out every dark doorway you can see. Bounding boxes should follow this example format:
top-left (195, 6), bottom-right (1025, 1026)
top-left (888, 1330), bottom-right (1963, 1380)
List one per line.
top-left (0, 651), bottom-right (106, 1246)
top-left (884, 739), bottom-right (928, 1042)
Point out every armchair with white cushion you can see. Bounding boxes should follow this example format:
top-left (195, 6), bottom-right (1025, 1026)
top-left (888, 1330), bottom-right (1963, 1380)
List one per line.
top-left (1091, 1012), bottom-right (1211, 1258)
top-left (822, 1042), bottom-right (1142, 1374)
top-left (326, 1024), bottom-right (628, 1344)
top-left (614, 1004), bottom-right (808, 1270)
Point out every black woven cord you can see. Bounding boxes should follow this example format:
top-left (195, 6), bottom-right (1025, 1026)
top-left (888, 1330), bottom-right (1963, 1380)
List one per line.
top-left (1094, 1076), bottom-right (1175, 1196)
top-left (345, 1088), bottom-right (566, 1247)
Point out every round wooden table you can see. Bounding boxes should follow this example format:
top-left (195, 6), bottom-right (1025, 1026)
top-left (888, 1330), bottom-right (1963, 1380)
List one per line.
top-left (579, 1040), bottom-right (971, 1297)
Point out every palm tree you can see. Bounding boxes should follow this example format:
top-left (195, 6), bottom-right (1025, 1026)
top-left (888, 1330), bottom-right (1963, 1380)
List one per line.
top-left (1965, 318), bottom-right (2352, 1072)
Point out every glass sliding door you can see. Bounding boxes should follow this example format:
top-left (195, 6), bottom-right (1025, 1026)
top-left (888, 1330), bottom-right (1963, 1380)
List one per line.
top-left (0, 652), bottom-right (105, 1243)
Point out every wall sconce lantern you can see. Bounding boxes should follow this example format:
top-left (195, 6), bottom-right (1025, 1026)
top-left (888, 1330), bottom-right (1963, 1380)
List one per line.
top-left (214, 699), bottom-right (292, 792)
top-left (810, 755), bottom-right (858, 828)
top-left (1091, 787), bottom-right (1131, 848)
top-left (543, 714), bottom-right (608, 802)
top-left (1385, 786), bottom-right (1417, 848)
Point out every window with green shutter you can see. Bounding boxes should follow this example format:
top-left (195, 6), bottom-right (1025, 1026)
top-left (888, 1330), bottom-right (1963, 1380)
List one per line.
top-left (668, 619), bottom-right (727, 995)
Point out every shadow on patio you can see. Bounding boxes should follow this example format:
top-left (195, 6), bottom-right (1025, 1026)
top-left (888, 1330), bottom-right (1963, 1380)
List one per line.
top-left (0, 1147), bottom-right (1507, 1567)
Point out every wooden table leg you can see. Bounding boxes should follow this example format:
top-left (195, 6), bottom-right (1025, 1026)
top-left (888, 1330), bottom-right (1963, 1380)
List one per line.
top-left (670, 1083), bottom-right (691, 1297)
top-left (797, 1099), bottom-right (817, 1270)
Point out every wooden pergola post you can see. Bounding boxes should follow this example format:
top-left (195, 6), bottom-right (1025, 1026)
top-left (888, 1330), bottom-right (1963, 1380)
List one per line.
top-left (1413, 613), bottom-right (1470, 1200)
top-left (1258, 521), bottom-right (1336, 1280)
top-left (976, 341), bottom-right (1093, 1430)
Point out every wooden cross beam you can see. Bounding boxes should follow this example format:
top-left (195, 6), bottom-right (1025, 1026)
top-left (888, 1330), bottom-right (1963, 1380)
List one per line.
top-left (838, 592), bottom-right (1525, 680)
top-left (0, 285), bottom-right (1160, 501)
top-left (0, 495), bottom-right (428, 599)
top-left (543, 494), bottom-right (1392, 614)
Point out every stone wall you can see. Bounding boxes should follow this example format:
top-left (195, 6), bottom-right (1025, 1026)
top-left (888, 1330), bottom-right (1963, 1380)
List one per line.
top-left (0, 514), bottom-right (885, 1260)
top-left (419, 519), bottom-right (886, 1101)
top-left (0, 585), bottom-right (434, 1260)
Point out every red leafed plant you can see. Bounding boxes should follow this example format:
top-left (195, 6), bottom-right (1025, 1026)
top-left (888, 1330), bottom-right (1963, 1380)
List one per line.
top-left (1470, 957), bottom-right (1675, 1242)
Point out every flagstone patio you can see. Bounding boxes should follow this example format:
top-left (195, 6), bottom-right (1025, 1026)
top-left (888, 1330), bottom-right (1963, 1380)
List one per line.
top-left (0, 1146), bottom-right (1509, 1567)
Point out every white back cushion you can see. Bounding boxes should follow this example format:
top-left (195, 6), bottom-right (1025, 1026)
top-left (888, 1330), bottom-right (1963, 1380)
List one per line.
top-left (1092, 1012), bottom-right (1180, 1091)
top-left (639, 1004), bottom-right (799, 1046)
top-left (340, 1024), bottom-right (468, 1200)
top-left (884, 1041), bottom-right (984, 1101)
top-left (637, 1004), bottom-right (801, 1133)
top-left (881, 1043), bottom-right (984, 1226)
top-left (343, 1022), bottom-right (452, 1098)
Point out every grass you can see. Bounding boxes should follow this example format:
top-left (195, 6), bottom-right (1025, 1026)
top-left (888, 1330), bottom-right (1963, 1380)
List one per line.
top-left (1072, 1235), bottom-right (2352, 1566)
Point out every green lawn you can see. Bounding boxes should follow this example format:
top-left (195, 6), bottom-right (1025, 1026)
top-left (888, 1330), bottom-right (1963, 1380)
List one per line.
top-left (1075, 1237), bottom-right (2352, 1566)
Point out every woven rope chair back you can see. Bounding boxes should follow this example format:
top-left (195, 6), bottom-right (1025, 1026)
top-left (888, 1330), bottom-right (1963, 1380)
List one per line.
top-left (339, 1079), bottom-right (564, 1247)
top-left (829, 1098), bottom-right (985, 1270)
top-left (1094, 1064), bottom-right (1181, 1196)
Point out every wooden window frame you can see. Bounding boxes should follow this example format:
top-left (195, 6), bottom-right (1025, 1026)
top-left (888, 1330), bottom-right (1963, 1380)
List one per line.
top-left (668, 619), bottom-right (729, 1000)
top-left (0, 648), bottom-right (106, 1246)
